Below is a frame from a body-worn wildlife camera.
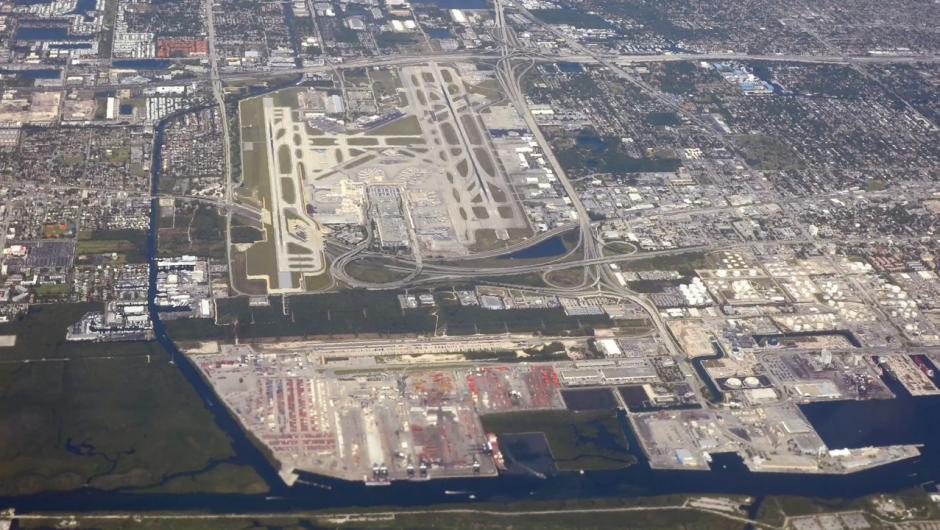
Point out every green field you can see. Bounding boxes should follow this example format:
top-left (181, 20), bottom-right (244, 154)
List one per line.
top-left (157, 203), bottom-right (227, 260)
top-left (602, 242), bottom-right (637, 257)
top-left (245, 224), bottom-right (281, 290)
top-left (270, 87), bottom-right (305, 108)
top-left (287, 242), bottom-right (312, 254)
top-left (237, 96), bottom-right (273, 207)
top-left (481, 410), bottom-right (637, 471)
top-left (76, 230), bottom-right (149, 263)
top-left (617, 251), bottom-right (709, 273)
top-left (281, 177), bottom-right (296, 204)
top-left (0, 304), bottom-right (267, 496)
top-left (33, 283), bottom-right (70, 296)
top-left (277, 144), bottom-right (292, 175)
top-left (477, 272), bottom-right (547, 288)
top-left (347, 137), bottom-right (380, 146)
top-left (345, 261), bottom-right (413, 284)
top-left (366, 115), bottom-right (422, 136)
top-left (385, 137), bottom-right (426, 146)
top-left (230, 225), bottom-right (264, 244)
top-left (545, 268), bottom-right (585, 288)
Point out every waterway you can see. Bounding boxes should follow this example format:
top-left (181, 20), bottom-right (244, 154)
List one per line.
top-left (112, 59), bottom-right (172, 69)
top-left (1, 107), bottom-right (939, 515)
top-left (0, 69), bottom-right (60, 79)
top-left (428, 0), bottom-right (486, 9)
top-left (690, 337), bottom-right (725, 404)
top-left (15, 27), bottom-right (93, 40)
top-left (499, 235), bottom-right (566, 259)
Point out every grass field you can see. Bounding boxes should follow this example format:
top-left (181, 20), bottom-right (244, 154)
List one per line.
top-left (0, 304), bottom-right (267, 496)
top-left (602, 241), bottom-right (637, 257)
top-left (230, 247), bottom-right (268, 295)
top-left (347, 137), bottom-right (379, 146)
top-left (276, 144), bottom-right (292, 175)
top-left (281, 176), bottom-right (296, 204)
top-left (245, 224), bottom-right (281, 291)
top-left (230, 225), bottom-right (264, 244)
top-left (545, 268), bottom-right (584, 287)
top-left (366, 115), bottom-right (422, 136)
top-left (345, 260), bottom-right (413, 284)
top-left (304, 266), bottom-right (335, 292)
top-left (465, 227), bottom-right (538, 254)
top-left (269, 87), bottom-right (305, 108)
top-left (33, 283), bottom-right (70, 296)
top-left (157, 203), bottom-right (227, 260)
top-left (76, 229), bottom-right (149, 263)
top-left (385, 137), bottom-right (426, 146)
top-left (237, 96), bottom-right (273, 207)
top-left (617, 251), bottom-right (709, 272)
top-left (481, 410), bottom-right (637, 471)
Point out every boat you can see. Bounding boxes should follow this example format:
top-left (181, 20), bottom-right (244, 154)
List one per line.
top-left (873, 356), bottom-right (897, 379)
top-left (883, 365), bottom-right (898, 381)
top-left (913, 356), bottom-right (935, 378)
top-left (295, 479), bottom-right (332, 490)
top-left (486, 433), bottom-right (507, 472)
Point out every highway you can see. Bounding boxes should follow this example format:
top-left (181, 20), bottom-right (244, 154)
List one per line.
top-left (5, 50), bottom-right (931, 95)
top-left (201, 0), bottom-right (248, 296)
top-left (211, 50), bottom-right (940, 84)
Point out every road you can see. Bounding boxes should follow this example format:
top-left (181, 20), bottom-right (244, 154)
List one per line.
top-left (200, 0), bottom-right (246, 295)
top-left (7, 503), bottom-right (783, 529)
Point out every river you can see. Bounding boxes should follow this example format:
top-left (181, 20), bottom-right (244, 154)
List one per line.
top-left (1, 109), bottom-right (938, 515)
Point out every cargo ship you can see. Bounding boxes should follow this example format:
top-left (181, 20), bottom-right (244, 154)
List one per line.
top-left (874, 356), bottom-right (898, 380)
top-left (486, 433), bottom-right (507, 472)
top-left (913, 356), bottom-right (935, 378)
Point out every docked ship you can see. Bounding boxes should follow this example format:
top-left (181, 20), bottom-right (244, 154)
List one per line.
top-left (486, 433), bottom-right (507, 472)
top-left (874, 356), bottom-right (898, 380)
top-left (914, 356), bottom-right (935, 378)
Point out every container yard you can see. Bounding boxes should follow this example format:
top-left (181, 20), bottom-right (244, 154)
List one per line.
top-left (193, 345), bottom-right (566, 483)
